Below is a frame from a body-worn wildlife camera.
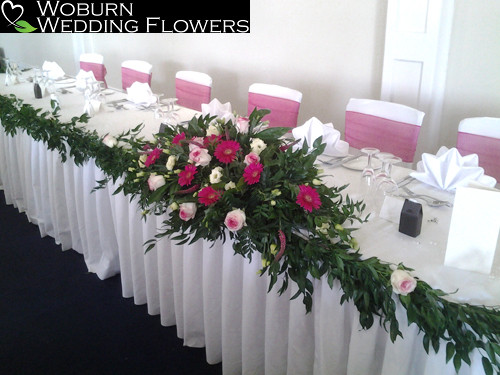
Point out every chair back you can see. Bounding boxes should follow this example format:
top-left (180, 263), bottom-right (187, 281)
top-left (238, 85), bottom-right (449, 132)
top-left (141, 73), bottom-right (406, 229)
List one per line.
top-left (456, 117), bottom-right (500, 181)
top-left (247, 83), bottom-right (302, 128)
top-left (79, 53), bottom-right (107, 88)
top-left (121, 60), bottom-right (152, 90)
top-left (345, 98), bottom-right (425, 163)
top-left (175, 71), bottom-right (212, 111)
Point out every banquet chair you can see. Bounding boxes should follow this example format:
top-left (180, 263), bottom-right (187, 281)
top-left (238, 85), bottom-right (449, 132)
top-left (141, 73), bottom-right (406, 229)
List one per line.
top-left (175, 70), bottom-right (212, 111)
top-left (79, 53), bottom-right (108, 88)
top-left (247, 83), bottom-right (302, 128)
top-left (344, 98), bottom-right (425, 163)
top-left (456, 117), bottom-right (500, 181)
top-left (121, 60), bottom-right (153, 90)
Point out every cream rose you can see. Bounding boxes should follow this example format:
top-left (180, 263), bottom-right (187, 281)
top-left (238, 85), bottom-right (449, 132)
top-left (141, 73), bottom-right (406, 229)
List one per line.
top-left (209, 166), bottom-right (224, 184)
top-left (179, 202), bottom-right (197, 221)
top-left (390, 269), bottom-right (417, 296)
top-left (147, 174), bottom-right (166, 191)
top-left (189, 147), bottom-right (211, 166)
top-left (102, 134), bottom-right (118, 148)
top-left (224, 209), bottom-right (246, 232)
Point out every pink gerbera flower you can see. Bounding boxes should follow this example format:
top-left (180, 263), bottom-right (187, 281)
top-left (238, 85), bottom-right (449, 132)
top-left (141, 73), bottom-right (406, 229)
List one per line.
top-left (243, 162), bottom-right (264, 185)
top-left (144, 147), bottom-right (162, 167)
top-left (198, 186), bottom-right (222, 206)
top-left (214, 140), bottom-right (240, 163)
top-left (296, 185), bottom-right (322, 212)
top-left (178, 164), bottom-right (197, 186)
top-left (172, 132), bottom-right (186, 145)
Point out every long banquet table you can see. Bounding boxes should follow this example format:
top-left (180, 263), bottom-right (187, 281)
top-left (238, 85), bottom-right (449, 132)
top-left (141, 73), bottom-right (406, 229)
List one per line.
top-left (1, 71), bottom-right (499, 375)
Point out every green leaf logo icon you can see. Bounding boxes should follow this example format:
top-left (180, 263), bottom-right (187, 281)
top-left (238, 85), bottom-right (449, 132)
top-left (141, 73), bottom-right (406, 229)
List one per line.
top-left (14, 20), bottom-right (36, 33)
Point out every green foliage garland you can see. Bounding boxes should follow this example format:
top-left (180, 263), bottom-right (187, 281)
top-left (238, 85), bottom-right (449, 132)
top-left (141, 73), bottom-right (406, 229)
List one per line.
top-left (1, 93), bottom-right (499, 374)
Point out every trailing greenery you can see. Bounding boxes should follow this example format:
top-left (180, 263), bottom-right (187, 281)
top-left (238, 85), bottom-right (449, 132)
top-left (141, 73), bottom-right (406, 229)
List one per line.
top-left (1, 93), bottom-right (499, 374)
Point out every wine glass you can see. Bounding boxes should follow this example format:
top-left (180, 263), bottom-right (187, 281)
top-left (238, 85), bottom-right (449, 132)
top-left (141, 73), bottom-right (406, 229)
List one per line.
top-left (153, 94), bottom-right (165, 120)
top-left (360, 147), bottom-right (379, 182)
top-left (376, 155), bottom-right (402, 195)
top-left (374, 152), bottom-right (395, 181)
top-left (162, 98), bottom-right (180, 126)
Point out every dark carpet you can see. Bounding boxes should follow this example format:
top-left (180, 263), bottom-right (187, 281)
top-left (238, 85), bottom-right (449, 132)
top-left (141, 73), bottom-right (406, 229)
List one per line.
top-left (0, 190), bottom-right (223, 375)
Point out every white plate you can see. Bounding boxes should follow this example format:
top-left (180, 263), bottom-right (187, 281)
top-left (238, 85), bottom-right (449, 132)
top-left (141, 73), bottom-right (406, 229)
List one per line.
top-left (342, 156), bottom-right (382, 171)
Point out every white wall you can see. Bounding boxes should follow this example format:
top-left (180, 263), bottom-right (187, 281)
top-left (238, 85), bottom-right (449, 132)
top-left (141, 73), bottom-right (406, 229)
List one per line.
top-left (1, 0), bottom-right (499, 157)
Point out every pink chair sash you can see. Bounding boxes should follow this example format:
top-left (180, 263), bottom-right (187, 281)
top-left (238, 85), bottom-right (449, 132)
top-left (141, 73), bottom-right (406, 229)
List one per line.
top-left (121, 67), bottom-right (152, 90)
top-left (345, 111), bottom-right (421, 163)
top-left (175, 78), bottom-right (211, 111)
top-left (457, 132), bottom-right (500, 181)
top-left (80, 61), bottom-right (107, 88)
top-left (247, 93), bottom-right (300, 128)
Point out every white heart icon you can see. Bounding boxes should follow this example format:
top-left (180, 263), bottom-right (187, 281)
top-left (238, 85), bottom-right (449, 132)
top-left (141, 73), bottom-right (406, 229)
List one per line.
top-left (2, 0), bottom-right (23, 27)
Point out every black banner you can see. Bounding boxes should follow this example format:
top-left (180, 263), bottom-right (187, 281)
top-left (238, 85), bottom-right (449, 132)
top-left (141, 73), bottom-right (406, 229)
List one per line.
top-left (0, 0), bottom-right (250, 33)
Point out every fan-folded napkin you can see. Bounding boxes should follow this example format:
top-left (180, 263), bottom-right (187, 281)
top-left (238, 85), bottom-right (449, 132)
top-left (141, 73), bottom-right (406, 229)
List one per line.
top-left (410, 146), bottom-right (497, 191)
top-left (201, 98), bottom-right (235, 123)
top-left (42, 61), bottom-right (65, 80)
top-left (292, 117), bottom-right (349, 157)
top-left (126, 82), bottom-right (156, 106)
top-left (75, 70), bottom-right (97, 91)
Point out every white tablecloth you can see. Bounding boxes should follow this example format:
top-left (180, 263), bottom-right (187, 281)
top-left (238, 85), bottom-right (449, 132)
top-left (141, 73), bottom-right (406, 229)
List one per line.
top-left (1, 72), bottom-right (497, 374)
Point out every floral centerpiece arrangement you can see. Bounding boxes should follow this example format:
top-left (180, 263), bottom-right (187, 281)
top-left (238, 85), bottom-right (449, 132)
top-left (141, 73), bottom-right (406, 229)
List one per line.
top-left (112, 101), bottom-right (367, 311)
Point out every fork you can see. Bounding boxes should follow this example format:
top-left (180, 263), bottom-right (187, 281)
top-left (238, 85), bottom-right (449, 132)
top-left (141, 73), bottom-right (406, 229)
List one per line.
top-left (401, 186), bottom-right (453, 207)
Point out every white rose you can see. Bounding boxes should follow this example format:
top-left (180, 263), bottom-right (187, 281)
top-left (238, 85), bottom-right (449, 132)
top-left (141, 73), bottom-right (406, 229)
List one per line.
top-left (102, 134), bottom-right (118, 148)
top-left (166, 155), bottom-right (177, 171)
top-left (179, 202), bottom-right (197, 221)
top-left (224, 209), bottom-right (246, 232)
top-left (209, 166), bottom-right (224, 184)
top-left (390, 269), bottom-right (417, 296)
top-left (147, 174), bottom-right (166, 191)
top-left (189, 147), bottom-right (212, 167)
top-left (250, 138), bottom-right (267, 155)
top-left (225, 181), bottom-right (236, 190)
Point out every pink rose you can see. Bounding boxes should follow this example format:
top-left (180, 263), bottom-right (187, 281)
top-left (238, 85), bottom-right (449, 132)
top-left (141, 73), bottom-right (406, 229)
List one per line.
top-left (244, 152), bottom-right (260, 165)
top-left (224, 209), bottom-right (246, 232)
top-left (390, 269), bottom-right (417, 296)
top-left (236, 116), bottom-right (250, 134)
top-left (147, 174), bottom-right (166, 191)
top-left (179, 202), bottom-right (197, 221)
top-left (189, 147), bottom-right (212, 166)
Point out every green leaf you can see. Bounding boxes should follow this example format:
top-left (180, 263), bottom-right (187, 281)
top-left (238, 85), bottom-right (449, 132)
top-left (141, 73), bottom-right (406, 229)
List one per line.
top-left (15, 20), bottom-right (37, 33)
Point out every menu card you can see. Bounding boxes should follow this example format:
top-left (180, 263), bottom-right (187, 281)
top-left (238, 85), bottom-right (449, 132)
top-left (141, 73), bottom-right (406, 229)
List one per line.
top-left (445, 183), bottom-right (500, 274)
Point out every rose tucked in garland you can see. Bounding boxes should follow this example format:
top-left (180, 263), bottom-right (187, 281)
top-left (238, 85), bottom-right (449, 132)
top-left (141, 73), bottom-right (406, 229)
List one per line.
top-left (1, 93), bottom-right (499, 375)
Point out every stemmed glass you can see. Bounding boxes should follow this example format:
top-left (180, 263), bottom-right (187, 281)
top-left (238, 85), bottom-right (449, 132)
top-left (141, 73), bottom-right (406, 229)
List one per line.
top-left (162, 98), bottom-right (180, 126)
top-left (360, 147), bottom-right (380, 182)
top-left (376, 155), bottom-right (402, 195)
top-left (153, 94), bottom-right (165, 120)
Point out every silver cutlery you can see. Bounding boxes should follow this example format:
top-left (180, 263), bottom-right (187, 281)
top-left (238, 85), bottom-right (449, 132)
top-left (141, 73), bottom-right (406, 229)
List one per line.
top-left (400, 186), bottom-right (453, 207)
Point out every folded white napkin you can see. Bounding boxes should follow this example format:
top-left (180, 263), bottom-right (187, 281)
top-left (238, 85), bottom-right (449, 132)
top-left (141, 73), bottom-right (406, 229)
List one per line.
top-left (292, 117), bottom-right (349, 157)
top-left (410, 146), bottom-right (497, 191)
top-left (201, 98), bottom-right (236, 124)
top-left (126, 81), bottom-right (156, 106)
top-left (75, 69), bottom-right (97, 91)
top-left (42, 61), bottom-right (65, 80)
